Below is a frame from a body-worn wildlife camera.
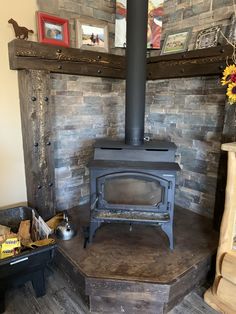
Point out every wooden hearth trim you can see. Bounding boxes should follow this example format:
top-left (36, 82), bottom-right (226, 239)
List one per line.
top-left (9, 39), bottom-right (233, 80)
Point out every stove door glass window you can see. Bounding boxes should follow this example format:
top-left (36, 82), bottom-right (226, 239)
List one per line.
top-left (98, 173), bottom-right (167, 208)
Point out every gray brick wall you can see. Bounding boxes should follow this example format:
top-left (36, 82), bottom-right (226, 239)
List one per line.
top-left (40, 0), bottom-right (230, 216)
top-left (51, 74), bottom-right (225, 217)
top-left (146, 77), bottom-right (225, 217)
top-left (50, 74), bottom-right (125, 209)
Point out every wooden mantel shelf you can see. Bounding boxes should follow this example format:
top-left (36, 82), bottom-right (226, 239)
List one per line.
top-left (147, 45), bottom-right (233, 80)
top-left (9, 39), bottom-right (233, 80)
top-left (8, 39), bottom-right (125, 79)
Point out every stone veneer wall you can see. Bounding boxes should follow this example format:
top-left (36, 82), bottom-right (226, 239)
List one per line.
top-left (146, 77), bottom-right (225, 217)
top-left (51, 75), bottom-right (125, 209)
top-left (38, 0), bottom-right (234, 216)
top-left (51, 74), bottom-right (225, 217)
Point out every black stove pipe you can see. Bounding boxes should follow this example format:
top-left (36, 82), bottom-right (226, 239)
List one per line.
top-left (125, 0), bottom-right (149, 146)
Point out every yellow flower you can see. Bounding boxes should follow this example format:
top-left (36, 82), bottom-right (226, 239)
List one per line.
top-left (221, 64), bottom-right (236, 86)
top-left (227, 82), bottom-right (236, 104)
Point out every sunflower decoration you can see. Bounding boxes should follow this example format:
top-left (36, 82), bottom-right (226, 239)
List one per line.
top-left (221, 63), bottom-right (236, 104)
top-left (221, 64), bottom-right (236, 86)
top-left (227, 82), bottom-right (236, 104)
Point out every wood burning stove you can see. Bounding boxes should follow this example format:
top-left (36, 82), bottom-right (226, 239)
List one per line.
top-left (88, 0), bottom-right (180, 249)
top-left (89, 140), bottom-right (180, 250)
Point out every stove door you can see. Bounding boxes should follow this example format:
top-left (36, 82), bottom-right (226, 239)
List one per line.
top-left (97, 172), bottom-right (169, 211)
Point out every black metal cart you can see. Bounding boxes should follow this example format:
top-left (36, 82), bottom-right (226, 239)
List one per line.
top-left (0, 206), bottom-right (56, 313)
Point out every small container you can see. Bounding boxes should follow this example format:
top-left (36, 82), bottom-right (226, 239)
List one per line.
top-left (56, 212), bottom-right (77, 241)
top-left (0, 206), bottom-right (56, 313)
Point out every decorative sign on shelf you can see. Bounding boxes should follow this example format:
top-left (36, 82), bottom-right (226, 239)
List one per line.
top-left (195, 26), bottom-right (221, 50)
top-left (115, 0), bottom-right (163, 49)
top-left (161, 28), bottom-right (192, 55)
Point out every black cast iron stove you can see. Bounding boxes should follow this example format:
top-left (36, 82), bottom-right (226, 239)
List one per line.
top-left (89, 140), bottom-right (179, 249)
top-left (88, 0), bottom-right (180, 249)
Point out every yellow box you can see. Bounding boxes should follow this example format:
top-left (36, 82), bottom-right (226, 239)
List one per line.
top-left (0, 237), bottom-right (21, 259)
top-left (0, 249), bottom-right (15, 259)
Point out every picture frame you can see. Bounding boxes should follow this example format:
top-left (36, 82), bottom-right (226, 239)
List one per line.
top-left (161, 28), bottom-right (192, 55)
top-left (228, 13), bottom-right (236, 44)
top-left (76, 18), bottom-right (109, 52)
top-left (115, 0), bottom-right (164, 49)
top-left (36, 12), bottom-right (70, 47)
top-left (195, 26), bottom-right (221, 50)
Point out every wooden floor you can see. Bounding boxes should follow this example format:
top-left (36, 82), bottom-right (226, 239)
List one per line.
top-left (3, 266), bottom-right (218, 314)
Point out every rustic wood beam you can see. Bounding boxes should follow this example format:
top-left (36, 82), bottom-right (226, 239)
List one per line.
top-left (18, 69), bottom-right (55, 219)
top-left (8, 39), bottom-right (125, 79)
top-left (147, 45), bottom-right (233, 80)
top-left (9, 40), bottom-right (234, 80)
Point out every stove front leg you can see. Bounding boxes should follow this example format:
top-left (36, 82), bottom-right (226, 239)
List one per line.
top-left (89, 220), bottom-right (102, 243)
top-left (161, 222), bottom-right (174, 250)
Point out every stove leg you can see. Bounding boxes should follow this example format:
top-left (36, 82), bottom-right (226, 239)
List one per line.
top-left (89, 221), bottom-right (102, 243)
top-left (161, 222), bottom-right (174, 250)
top-left (31, 269), bottom-right (46, 297)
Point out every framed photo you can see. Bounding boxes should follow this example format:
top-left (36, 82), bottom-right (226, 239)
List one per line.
top-left (76, 18), bottom-right (109, 52)
top-left (228, 13), bottom-right (236, 44)
top-left (195, 26), bottom-right (221, 49)
top-left (161, 28), bottom-right (192, 55)
top-left (36, 12), bottom-right (70, 47)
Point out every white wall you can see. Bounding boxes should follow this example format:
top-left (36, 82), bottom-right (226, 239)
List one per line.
top-left (0, 1), bottom-right (38, 208)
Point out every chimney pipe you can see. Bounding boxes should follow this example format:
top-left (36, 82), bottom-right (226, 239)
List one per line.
top-left (125, 0), bottom-right (149, 146)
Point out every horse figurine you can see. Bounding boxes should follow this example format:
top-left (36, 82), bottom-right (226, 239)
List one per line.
top-left (8, 18), bottom-right (34, 40)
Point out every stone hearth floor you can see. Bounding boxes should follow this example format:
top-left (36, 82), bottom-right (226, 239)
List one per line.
top-left (57, 205), bottom-right (218, 284)
top-left (54, 205), bottom-right (219, 313)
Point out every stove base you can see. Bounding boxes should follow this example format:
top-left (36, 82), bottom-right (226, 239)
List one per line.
top-left (55, 205), bottom-right (218, 314)
top-left (89, 212), bottom-right (174, 250)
